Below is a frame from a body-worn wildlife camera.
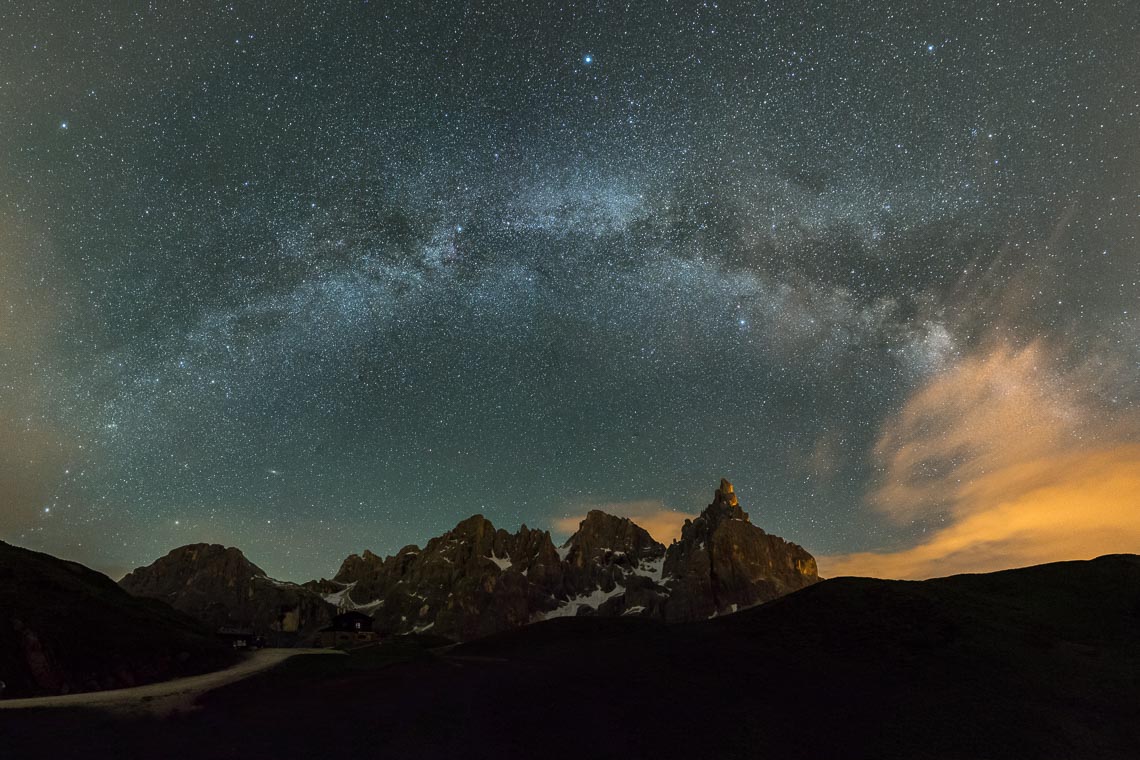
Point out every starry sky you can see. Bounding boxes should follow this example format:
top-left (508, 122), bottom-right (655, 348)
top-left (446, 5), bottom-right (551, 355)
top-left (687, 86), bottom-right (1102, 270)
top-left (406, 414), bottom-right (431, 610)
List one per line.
top-left (2, 1), bottom-right (1137, 582)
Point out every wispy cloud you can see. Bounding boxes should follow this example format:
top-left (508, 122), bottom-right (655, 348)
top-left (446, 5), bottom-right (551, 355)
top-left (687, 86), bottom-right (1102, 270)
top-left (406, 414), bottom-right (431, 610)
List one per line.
top-left (822, 341), bottom-right (1140, 579)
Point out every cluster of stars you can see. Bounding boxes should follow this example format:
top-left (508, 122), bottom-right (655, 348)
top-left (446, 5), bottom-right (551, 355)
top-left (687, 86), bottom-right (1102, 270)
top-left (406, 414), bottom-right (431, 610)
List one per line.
top-left (0, 0), bottom-right (1135, 581)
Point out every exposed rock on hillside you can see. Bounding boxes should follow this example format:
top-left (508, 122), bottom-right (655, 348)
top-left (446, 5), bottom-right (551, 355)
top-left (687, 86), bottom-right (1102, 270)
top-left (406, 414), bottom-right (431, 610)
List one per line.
top-left (117, 480), bottom-right (817, 643)
top-left (661, 478), bottom-right (819, 621)
top-left (326, 479), bottom-right (818, 638)
top-left (563, 510), bottom-right (665, 588)
top-left (328, 516), bottom-right (565, 640)
top-left (549, 510), bottom-right (670, 619)
top-left (119, 544), bottom-right (333, 643)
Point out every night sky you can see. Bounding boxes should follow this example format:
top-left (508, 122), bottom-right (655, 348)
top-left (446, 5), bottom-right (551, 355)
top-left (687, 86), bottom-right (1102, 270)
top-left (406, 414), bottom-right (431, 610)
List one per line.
top-left (3, 1), bottom-right (1137, 582)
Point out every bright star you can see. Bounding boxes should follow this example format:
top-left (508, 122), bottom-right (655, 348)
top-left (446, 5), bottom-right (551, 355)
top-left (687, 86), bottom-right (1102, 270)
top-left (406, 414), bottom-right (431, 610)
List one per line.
top-left (583, 54), bottom-right (593, 65)
top-left (59, 121), bottom-right (68, 130)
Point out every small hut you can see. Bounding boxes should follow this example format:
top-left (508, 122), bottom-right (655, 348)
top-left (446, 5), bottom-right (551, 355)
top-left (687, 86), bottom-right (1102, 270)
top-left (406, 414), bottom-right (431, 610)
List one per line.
top-left (217, 626), bottom-right (264, 649)
top-left (317, 611), bottom-right (378, 648)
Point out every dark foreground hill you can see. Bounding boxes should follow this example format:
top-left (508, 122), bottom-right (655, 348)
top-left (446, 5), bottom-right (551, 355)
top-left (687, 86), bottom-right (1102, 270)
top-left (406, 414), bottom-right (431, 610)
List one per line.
top-left (4, 554), bottom-right (1138, 759)
top-left (0, 541), bottom-right (237, 698)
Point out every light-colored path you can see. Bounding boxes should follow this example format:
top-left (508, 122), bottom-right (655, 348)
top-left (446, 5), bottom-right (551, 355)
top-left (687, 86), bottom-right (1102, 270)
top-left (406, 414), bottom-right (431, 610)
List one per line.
top-left (0, 648), bottom-right (341, 715)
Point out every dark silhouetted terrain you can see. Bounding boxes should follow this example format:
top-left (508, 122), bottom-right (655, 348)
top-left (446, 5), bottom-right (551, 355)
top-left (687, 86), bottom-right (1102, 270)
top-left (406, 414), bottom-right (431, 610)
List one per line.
top-left (0, 541), bottom-right (236, 698)
top-left (4, 554), bottom-right (1137, 759)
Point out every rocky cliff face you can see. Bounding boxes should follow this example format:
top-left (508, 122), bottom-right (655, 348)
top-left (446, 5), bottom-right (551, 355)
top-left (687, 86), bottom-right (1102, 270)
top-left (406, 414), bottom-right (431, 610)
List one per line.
top-left (661, 479), bottom-right (819, 622)
top-left (563, 510), bottom-right (665, 589)
top-left (119, 544), bottom-right (333, 643)
top-left (322, 480), bottom-right (818, 639)
top-left (318, 516), bottom-right (565, 641)
top-left (547, 510), bottom-right (671, 619)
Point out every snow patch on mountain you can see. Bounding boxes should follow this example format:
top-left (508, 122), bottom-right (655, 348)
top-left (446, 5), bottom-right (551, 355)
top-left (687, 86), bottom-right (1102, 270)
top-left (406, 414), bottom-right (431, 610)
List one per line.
top-left (322, 581), bottom-right (357, 608)
top-left (540, 584), bottom-right (626, 620)
top-left (631, 555), bottom-right (665, 582)
top-left (486, 552), bottom-right (512, 571)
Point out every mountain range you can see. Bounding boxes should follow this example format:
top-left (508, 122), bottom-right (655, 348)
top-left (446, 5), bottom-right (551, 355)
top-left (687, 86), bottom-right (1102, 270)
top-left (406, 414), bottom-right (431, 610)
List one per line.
top-left (118, 479), bottom-right (819, 641)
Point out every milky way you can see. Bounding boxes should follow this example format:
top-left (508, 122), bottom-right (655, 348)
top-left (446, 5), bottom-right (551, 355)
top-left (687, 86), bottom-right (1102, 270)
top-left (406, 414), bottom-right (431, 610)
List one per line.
top-left (2, 1), bottom-right (1137, 580)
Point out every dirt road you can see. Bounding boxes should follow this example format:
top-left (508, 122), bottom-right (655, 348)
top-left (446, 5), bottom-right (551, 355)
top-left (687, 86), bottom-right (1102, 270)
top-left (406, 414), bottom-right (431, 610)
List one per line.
top-left (0, 648), bottom-right (340, 715)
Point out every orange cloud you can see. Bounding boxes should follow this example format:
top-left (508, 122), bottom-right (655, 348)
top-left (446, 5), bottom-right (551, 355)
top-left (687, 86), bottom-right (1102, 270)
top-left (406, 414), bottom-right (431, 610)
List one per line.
top-left (554, 500), bottom-right (696, 545)
top-left (822, 341), bottom-right (1140, 579)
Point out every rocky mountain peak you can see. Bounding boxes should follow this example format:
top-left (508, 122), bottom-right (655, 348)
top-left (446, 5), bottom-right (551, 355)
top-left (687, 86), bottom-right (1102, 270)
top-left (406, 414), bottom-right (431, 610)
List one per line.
top-left (564, 510), bottom-right (665, 568)
top-left (553, 511), bottom-right (668, 606)
top-left (334, 548), bottom-right (391, 582)
top-left (119, 544), bottom-right (332, 642)
top-left (325, 513), bottom-right (564, 640)
top-left (703, 479), bottom-right (748, 525)
top-left (716, 478), bottom-right (738, 507)
top-left (120, 544), bottom-right (267, 593)
top-left (449, 514), bottom-right (497, 544)
top-left (661, 479), bottom-right (819, 622)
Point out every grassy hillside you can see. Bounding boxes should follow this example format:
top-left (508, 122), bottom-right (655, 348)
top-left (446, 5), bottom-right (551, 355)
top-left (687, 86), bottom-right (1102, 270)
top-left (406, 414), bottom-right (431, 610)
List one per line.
top-left (0, 541), bottom-right (237, 697)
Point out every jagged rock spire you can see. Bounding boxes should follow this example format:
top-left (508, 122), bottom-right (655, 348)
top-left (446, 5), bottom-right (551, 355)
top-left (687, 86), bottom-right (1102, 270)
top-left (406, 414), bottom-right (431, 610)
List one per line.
top-left (660, 478), bottom-right (819, 622)
top-left (715, 478), bottom-right (739, 507)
